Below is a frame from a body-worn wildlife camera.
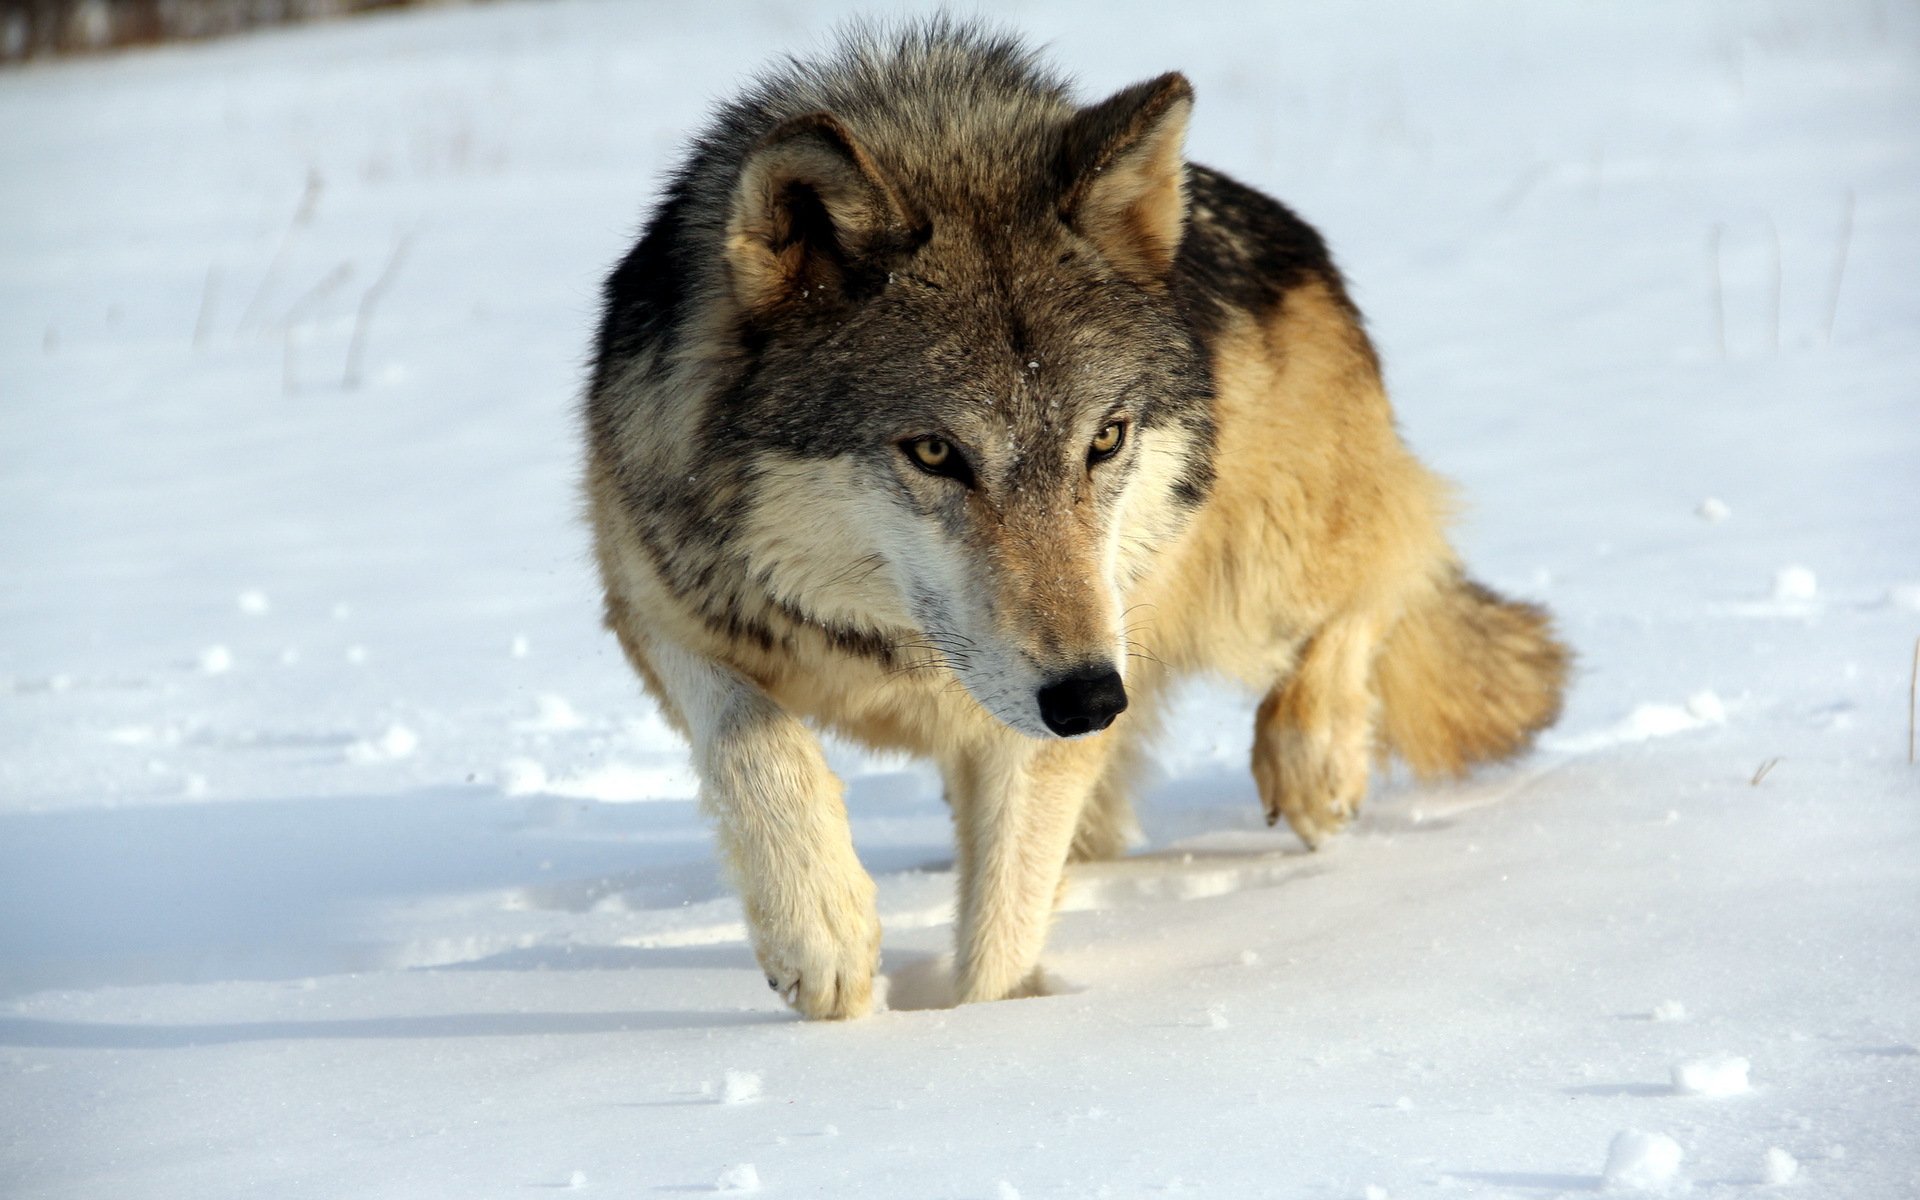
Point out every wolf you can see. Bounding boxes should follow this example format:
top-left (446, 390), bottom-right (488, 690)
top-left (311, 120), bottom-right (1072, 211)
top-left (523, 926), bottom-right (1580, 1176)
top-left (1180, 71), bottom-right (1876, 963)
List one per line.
top-left (582, 20), bottom-right (1568, 1019)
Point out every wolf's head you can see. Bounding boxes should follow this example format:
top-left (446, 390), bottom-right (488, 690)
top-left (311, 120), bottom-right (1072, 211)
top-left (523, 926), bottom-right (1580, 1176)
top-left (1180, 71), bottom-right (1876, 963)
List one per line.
top-left (703, 64), bottom-right (1215, 739)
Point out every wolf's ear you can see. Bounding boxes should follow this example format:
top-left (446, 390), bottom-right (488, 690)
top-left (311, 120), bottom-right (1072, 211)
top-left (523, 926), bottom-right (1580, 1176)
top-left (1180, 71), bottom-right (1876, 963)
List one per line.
top-left (1058, 72), bottom-right (1194, 282)
top-left (724, 112), bottom-right (915, 313)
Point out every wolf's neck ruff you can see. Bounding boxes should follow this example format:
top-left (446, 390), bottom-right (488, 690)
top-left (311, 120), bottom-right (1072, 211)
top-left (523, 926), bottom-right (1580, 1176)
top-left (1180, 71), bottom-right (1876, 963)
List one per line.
top-left (582, 19), bottom-right (1568, 1019)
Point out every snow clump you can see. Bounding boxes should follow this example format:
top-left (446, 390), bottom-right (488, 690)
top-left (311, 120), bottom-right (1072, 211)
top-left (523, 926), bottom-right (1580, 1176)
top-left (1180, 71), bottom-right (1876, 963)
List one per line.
top-left (1602, 1129), bottom-right (1685, 1192)
top-left (237, 589), bottom-right (270, 615)
top-left (1771, 566), bottom-right (1818, 602)
top-left (346, 724), bottom-right (418, 763)
top-left (715, 1164), bottom-right (760, 1193)
top-left (1684, 691), bottom-right (1725, 723)
top-left (720, 1070), bottom-right (762, 1104)
top-left (1763, 1147), bottom-right (1799, 1185)
top-left (499, 758), bottom-right (549, 795)
top-left (1696, 497), bottom-right (1730, 522)
top-left (1650, 1000), bottom-right (1687, 1023)
top-left (198, 645), bottom-right (233, 675)
top-left (1671, 1055), bottom-right (1749, 1096)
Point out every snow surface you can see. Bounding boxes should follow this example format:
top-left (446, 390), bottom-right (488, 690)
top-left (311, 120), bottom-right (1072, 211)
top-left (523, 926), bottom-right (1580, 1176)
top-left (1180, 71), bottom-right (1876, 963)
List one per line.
top-left (3, 1), bottom-right (1919, 1197)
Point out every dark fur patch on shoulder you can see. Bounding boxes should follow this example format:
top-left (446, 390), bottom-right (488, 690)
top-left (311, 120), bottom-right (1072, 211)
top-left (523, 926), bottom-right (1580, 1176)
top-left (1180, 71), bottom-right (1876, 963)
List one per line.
top-left (1174, 165), bottom-right (1354, 344)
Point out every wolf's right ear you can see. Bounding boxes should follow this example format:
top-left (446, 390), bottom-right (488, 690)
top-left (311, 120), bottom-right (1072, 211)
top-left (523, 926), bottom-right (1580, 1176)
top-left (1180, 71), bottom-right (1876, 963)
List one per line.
top-left (724, 112), bottom-right (917, 314)
top-left (1058, 72), bottom-right (1194, 283)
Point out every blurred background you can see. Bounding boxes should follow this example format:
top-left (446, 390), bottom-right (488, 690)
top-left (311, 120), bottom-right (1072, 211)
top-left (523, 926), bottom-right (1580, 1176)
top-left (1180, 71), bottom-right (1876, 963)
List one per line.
top-left (1, 0), bottom-right (461, 64)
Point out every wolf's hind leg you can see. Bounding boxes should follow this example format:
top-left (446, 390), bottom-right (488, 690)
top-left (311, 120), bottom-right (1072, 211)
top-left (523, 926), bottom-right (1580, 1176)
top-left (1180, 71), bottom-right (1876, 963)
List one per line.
top-left (1068, 739), bottom-right (1141, 863)
top-left (1252, 613), bottom-right (1382, 849)
top-left (643, 637), bottom-right (880, 1019)
top-left (1068, 777), bottom-right (1134, 863)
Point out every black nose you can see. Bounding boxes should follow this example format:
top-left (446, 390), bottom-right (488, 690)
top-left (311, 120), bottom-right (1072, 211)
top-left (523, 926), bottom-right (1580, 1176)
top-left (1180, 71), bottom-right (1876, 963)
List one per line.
top-left (1036, 667), bottom-right (1128, 737)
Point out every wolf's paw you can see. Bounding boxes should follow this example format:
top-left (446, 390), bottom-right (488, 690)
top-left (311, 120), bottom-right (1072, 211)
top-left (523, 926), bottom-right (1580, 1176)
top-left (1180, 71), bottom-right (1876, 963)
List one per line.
top-left (1252, 730), bottom-right (1368, 850)
top-left (1263, 781), bottom-right (1361, 849)
top-left (749, 877), bottom-right (882, 1020)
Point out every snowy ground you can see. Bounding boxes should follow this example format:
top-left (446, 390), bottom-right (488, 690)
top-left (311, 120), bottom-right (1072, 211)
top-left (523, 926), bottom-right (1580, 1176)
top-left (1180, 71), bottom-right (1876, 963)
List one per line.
top-left (3, 1), bottom-right (1918, 1196)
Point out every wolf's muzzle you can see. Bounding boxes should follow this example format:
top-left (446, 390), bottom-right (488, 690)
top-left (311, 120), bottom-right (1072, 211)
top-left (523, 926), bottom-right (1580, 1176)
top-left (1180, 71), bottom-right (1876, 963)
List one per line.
top-left (1036, 666), bottom-right (1128, 737)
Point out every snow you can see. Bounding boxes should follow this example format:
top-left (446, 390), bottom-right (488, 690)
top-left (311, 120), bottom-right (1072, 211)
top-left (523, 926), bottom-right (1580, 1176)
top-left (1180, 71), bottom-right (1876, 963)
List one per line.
top-left (3, 1), bottom-right (1919, 1197)
top-left (1671, 1055), bottom-right (1752, 1096)
top-left (1771, 566), bottom-right (1820, 603)
top-left (1543, 694), bottom-right (1726, 753)
top-left (1683, 690), bottom-right (1727, 724)
top-left (343, 722), bottom-right (419, 764)
top-left (515, 692), bottom-right (585, 733)
top-left (1765, 1146), bottom-right (1801, 1186)
top-left (1602, 1130), bottom-right (1687, 1193)
top-left (715, 1163), bottom-right (762, 1193)
top-left (720, 1069), bottom-right (763, 1105)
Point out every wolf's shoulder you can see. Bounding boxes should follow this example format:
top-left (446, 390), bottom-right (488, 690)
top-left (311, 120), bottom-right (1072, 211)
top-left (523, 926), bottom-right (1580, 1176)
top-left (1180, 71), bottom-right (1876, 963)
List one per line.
top-left (1175, 164), bottom-right (1348, 339)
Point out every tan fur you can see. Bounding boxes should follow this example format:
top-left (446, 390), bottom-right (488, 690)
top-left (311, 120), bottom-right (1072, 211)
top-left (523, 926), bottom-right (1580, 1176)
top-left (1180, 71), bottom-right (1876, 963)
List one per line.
top-left (976, 495), bottom-right (1119, 671)
top-left (1373, 578), bottom-right (1569, 778)
top-left (584, 38), bottom-right (1567, 1019)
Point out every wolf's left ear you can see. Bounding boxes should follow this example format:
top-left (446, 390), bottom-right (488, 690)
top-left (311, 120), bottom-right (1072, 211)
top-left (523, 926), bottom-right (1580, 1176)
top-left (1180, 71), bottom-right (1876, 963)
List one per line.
top-left (725, 112), bottom-right (917, 313)
top-left (1058, 72), bottom-right (1194, 283)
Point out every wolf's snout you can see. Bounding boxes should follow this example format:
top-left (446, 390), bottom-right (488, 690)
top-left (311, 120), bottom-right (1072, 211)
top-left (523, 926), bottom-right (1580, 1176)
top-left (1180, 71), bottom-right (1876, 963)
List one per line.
top-left (1036, 667), bottom-right (1128, 737)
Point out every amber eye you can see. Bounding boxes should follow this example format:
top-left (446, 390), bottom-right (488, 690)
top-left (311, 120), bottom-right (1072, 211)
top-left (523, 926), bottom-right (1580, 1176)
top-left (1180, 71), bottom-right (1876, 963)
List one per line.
top-left (912, 437), bottom-right (951, 469)
top-left (1088, 420), bottom-right (1127, 463)
top-left (902, 435), bottom-right (975, 486)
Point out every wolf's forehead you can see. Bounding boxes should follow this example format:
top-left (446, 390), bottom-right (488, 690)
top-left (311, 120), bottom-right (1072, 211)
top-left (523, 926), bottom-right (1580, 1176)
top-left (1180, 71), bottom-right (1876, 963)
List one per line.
top-left (890, 360), bottom-right (1085, 429)
top-left (913, 314), bottom-right (1107, 412)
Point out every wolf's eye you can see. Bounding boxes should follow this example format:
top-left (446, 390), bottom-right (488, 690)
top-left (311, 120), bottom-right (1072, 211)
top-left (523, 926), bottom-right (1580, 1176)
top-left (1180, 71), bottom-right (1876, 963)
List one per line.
top-left (1088, 420), bottom-right (1127, 464)
top-left (902, 435), bottom-right (974, 485)
top-left (912, 437), bottom-right (950, 468)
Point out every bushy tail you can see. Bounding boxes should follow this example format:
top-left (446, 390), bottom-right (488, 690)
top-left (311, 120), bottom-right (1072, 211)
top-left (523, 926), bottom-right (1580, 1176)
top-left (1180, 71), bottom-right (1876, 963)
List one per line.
top-left (1374, 572), bottom-right (1570, 779)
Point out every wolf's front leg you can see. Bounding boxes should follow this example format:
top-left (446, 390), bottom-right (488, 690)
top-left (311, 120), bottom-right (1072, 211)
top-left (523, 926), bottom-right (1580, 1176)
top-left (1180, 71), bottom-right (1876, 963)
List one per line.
top-left (950, 736), bottom-right (1110, 1005)
top-left (1253, 612), bottom-right (1383, 849)
top-left (649, 640), bottom-right (880, 1019)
